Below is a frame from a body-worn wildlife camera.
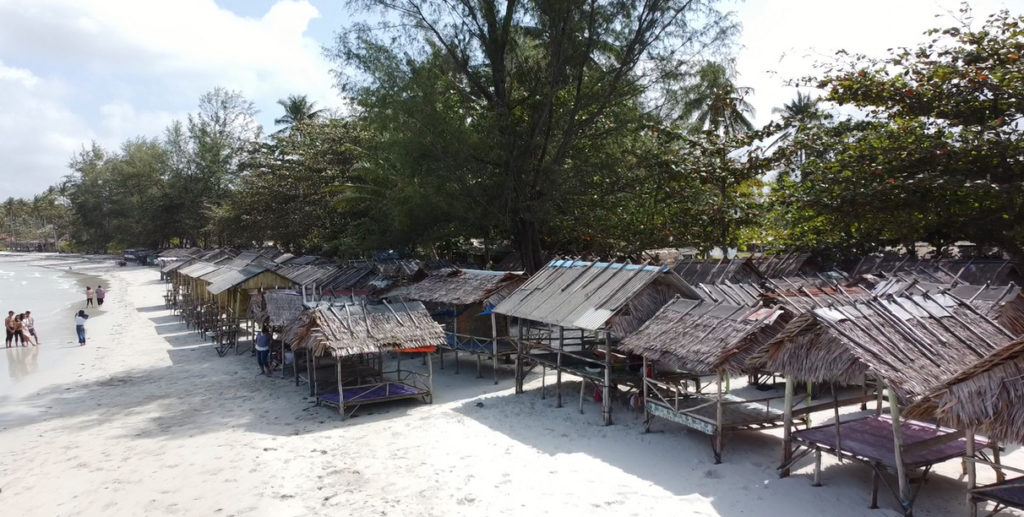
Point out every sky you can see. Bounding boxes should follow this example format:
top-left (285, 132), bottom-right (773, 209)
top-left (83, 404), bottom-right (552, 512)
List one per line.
top-left (0, 0), bottom-right (1016, 198)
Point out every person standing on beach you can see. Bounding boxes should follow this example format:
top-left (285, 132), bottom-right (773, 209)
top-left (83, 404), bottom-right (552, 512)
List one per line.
top-left (255, 326), bottom-right (271, 375)
top-left (22, 310), bottom-right (39, 345)
top-left (96, 285), bottom-right (106, 307)
top-left (85, 286), bottom-right (95, 307)
top-left (75, 310), bottom-right (89, 346)
top-left (12, 314), bottom-right (26, 346)
top-left (4, 311), bottom-right (14, 348)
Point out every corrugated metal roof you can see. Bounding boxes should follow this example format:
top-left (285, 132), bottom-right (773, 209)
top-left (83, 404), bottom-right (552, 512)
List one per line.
top-left (207, 265), bottom-right (271, 295)
top-left (493, 260), bottom-right (700, 330)
top-left (178, 261), bottom-right (221, 279)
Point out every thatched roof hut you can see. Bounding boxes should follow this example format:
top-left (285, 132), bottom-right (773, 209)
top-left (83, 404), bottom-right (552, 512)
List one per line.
top-left (289, 301), bottom-right (445, 358)
top-left (750, 294), bottom-right (1017, 402)
top-left (249, 289), bottom-right (307, 328)
top-left (494, 259), bottom-right (701, 338)
top-left (872, 279), bottom-right (1024, 337)
top-left (905, 338), bottom-right (1024, 445)
top-left (403, 269), bottom-right (526, 306)
top-left (619, 298), bottom-right (789, 375)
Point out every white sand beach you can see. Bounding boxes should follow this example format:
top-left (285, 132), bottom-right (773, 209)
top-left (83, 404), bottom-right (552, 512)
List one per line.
top-left (0, 263), bottom-right (1021, 516)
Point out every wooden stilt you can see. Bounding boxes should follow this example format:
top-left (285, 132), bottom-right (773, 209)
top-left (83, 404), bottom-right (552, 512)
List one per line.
top-left (515, 319), bottom-right (524, 394)
top-left (336, 356), bottom-right (344, 418)
top-left (812, 449), bottom-right (822, 486)
top-left (966, 427), bottom-right (977, 517)
top-left (780, 374), bottom-right (795, 477)
top-left (452, 303), bottom-right (459, 374)
top-left (870, 468), bottom-right (880, 509)
top-left (490, 312), bottom-right (498, 385)
top-left (556, 327), bottom-right (563, 408)
top-left (602, 330), bottom-right (612, 426)
top-left (642, 357), bottom-right (650, 432)
top-left (887, 383), bottom-right (910, 512)
top-left (714, 371), bottom-right (724, 463)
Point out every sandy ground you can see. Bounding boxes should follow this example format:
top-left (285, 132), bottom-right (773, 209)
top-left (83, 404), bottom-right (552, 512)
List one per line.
top-left (0, 265), bottom-right (1021, 517)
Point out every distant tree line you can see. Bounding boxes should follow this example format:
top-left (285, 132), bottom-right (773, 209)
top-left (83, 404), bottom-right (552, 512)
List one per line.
top-left (1, 4), bottom-right (1019, 270)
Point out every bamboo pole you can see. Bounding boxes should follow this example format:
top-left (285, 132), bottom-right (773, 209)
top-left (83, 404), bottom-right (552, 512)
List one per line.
top-left (714, 371), bottom-right (724, 463)
top-left (966, 426), bottom-right (977, 517)
top-left (887, 383), bottom-right (910, 510)
top-left (556, 326), bottom-right (563, 408)
top-left (491, 312), bottom-right (498, 385)
top-left (780, 374), bottom-right (795, 477)
top-left (336, 356), bottom-right (344, 419)
top-left (602, 329), bottom-right (612, 426)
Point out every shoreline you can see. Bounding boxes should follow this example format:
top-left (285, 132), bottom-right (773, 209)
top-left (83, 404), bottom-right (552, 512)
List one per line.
top-left (0, 265), bottom-right (1020, 516)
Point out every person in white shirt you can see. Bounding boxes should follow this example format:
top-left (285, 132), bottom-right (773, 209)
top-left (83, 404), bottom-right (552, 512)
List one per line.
top-left (75, 310), bottom-right (89, 346)
top-left (23, 310), bottom-right (38, 345)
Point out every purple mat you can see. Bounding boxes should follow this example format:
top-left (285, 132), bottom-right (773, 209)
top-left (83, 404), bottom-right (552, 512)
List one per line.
top-left (319, 382), bottom-right (427, 406)
top-left (793, 415), bottom-right (987, 469)
top-left (974, 478), bottom-right (1024, 509)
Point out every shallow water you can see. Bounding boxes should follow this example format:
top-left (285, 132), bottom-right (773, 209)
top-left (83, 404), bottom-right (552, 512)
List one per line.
top-left (0, 256), bottom-right (107, 392)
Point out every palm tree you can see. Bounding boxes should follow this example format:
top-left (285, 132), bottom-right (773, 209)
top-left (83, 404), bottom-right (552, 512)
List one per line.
top-left (273, 94), bottom-right (325, 134)
top-left (772, 91), bottom-right (821, 122)
top-left (677, 62), bottom-right (755, 136)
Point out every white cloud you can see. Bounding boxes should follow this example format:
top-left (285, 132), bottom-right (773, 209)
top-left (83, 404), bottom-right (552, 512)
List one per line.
top-left (0, 0), bottom-right (341, 197)
top-left (732, 0), bottom-right (1016, 127)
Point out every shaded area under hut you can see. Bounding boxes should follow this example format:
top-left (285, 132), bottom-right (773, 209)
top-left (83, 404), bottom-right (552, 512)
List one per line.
top-left (248, 289), bottom-right (308, 382)
top-left (751, 293), bottom-right (1017, 515)
top-left (906, 338), bottom-right (1024, 516)
top-left (288, 301), bottom-right (445, 419)
top-left (401, 268), bottom-right (526, 383)
top-left (494, 259), bottom-right (701, 425)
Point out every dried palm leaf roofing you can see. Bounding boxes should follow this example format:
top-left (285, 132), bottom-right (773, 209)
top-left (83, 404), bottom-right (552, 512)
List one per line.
top-left (751, 293), bottom-right (1017, 403)
top-left (619, 298), bottom-right (790, 375)
top-left (905, 337), bottom-right (1024, 445)
top-left (493, 259), bottom-right (701, 331)
top-left (262, 290), bottom-right (306, 327)
top-left (288, 301), bottom-right (445, 357)
top-left (403, 268), bottom-right (527, 306)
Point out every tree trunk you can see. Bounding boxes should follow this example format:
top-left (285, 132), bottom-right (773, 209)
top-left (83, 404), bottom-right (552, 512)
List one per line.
top-left (515, 217), bottom-right (544, 274)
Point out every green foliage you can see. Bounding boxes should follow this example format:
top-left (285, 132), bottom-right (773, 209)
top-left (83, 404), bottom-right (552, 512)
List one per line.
top-left (770, 8), bottom-right (1024, 260)
top-left (332, 0), bottom-right (738, 270)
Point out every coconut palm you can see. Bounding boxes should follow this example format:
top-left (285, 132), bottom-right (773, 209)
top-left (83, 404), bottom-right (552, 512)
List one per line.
top-left (772, 91), bottom-right (821, 122)
top-left (677, 62), bottom-right (755, 136)
top-left (273, 94), bottom-right (325, 134)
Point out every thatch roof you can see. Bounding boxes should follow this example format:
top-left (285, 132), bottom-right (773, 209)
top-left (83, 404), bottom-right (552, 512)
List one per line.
top-left (872, 279), bottom-right (1024, 337)
top-left (252, 290), bottom-right (306, 327)
top-left (845, 256), bottom-right (1019, 286)
top-left (750, 294), bottom-right (1017, 402)
top-left (288, 301), bottom-right (445, 357)
top-left (493, 259), bottom-right (701, 334)
top-left (403, 269), bottom-right (527, 306)
top-left (673, 253), bottom-right (813, 285)
top-left (905, 338), bottom-right (1024, 444)
top-left (619, 298), bottom-right (790, 374)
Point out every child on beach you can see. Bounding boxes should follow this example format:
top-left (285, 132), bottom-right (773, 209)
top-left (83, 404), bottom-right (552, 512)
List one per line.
top-left (96, 285), bottom-right (106, 306)
top-left (23, 311), bottom-right (39, 345)
top-left (85, 286), bottom-right (95, 307)
top-left (75, 310), bottom-right (89, 346)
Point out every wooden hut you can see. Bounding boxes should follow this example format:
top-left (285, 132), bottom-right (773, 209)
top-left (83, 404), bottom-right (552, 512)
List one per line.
top-left (619, 298), bottom-right (794, 462)
top-left (493, 259), bottom-right (701, 425)
top-left (249, 289), bottom-right (308, 382)
top-left (872, 279), bottom-right (1024, 338)
top-left (753, 293), bottom-right (1016, 515)
top-left (289, 301), bottom-right (445, 419)
top-left (905, 338), bottom-right (1024, 516)
top-left (402, 268), bottom-right (526, 383)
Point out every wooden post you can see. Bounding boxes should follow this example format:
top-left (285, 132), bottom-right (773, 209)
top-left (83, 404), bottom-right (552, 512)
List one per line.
top-left (602, 329), bottom-right (612, 426)
top-left (556, 327), bottom-right (563, 408)
top-left (452, 304), bottom-right (460, 374)
top-left (336, 356), bottom-right (345, 418)
top-left (887, 383), bottom-right (910, 511)
top-left (714, 371), bottom-right (724, 463)
top-left (515, 319), bottom-right (524, 394)
top-left (966, 427), bottom-right (977, 517)
top-left (870, 468), bottom-right (880, 509)
top-left (812, 449), bottom-right (822, 487)
top-left (309, 352), bottom-right (317, 397)
top-left (642, 356), bottom-right (650, 432)
top-left (832, 382), bottom-right (842, 458)
top-left (780, 374), bottom-right (795, 477)
top-left (490, 312), bottom-right (498, 385)
top-left (992, 440), bottom-right (1004, 483)
top-left (875, 377), bottom-right (884, 415)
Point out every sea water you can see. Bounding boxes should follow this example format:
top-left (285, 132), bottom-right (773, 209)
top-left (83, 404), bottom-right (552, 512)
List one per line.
top-left (0, 255), bottom-right (105, 392)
